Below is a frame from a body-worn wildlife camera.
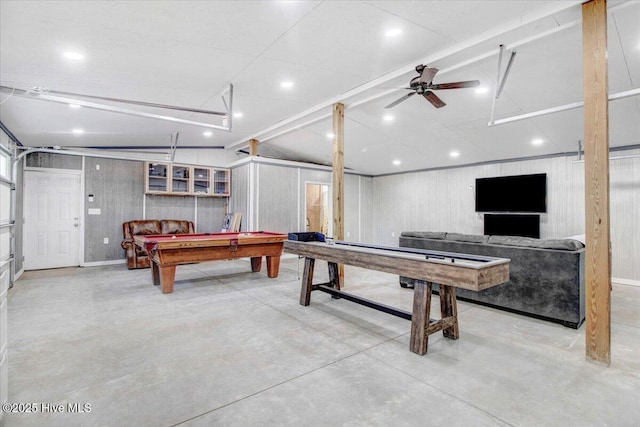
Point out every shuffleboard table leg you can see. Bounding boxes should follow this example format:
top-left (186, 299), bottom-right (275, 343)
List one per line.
top-left (159, 265), bottom-right (177, 294)
top-left (410, 280), bottom-right (433, 355)
top-left (266, 256), bottom-right (280, 278)
top-left (327, 262), bottom-right (341, 291)
top-left (439, 285), bottom-right (460, 339)
top-left (251, 257), bottom-right (263, 273)
top-left (300, 257), bottom-right (315, 306)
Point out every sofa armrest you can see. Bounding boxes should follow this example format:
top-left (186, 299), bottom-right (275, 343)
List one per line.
top-left (121, 239), bottom-right (135, 250)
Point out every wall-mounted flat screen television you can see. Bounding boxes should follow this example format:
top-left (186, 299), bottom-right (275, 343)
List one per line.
top-left (475, 173), bottom-right (546, 213)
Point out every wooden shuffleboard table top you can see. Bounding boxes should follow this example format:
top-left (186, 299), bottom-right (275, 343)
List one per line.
top-left (284, 240), bottom-right (510, 292)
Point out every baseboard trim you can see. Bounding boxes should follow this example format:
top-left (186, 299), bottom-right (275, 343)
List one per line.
top-left (81, 259), bottom-right (126, 268)
top-left (612, 277), bottom-right (640, 287)
top-left (14, 268), bottom-right (24, 281)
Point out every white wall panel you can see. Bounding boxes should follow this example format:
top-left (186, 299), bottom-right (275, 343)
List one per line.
top-left (229, 164), bottom-right (248, 231)
top-left (359, 176), bottom-right (374, 243)
top-left (257, 164), bottom-right (298, 233)
top-left (608, 149), bottom-right (640, 281)
top-left (344, 174), bottom-right (361, 242)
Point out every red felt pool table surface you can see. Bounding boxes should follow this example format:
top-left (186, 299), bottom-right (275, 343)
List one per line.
top-left (133, 231), bottom-right (288, 293)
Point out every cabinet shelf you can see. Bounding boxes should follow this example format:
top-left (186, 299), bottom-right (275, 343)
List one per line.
top-left (145, 162), bottom-right (230, 197)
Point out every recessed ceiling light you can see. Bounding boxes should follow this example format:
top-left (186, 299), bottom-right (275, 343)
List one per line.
top-left (385, 28), bottom-right (402, 37)
top-left (233, 112), bottom-right (243, 119)
top-left (475, 86), bottom-right (489, 94)
top-left (450, 150), bottom-right (460, 158)
top-left (280, 81), bottom-right (294, 89)
top-left (203, 131), bottom-right (213, 137)
top-left (326, 132), bottom-right (334, 139)
top-left (383, 114), bottom-right (394, 122)
top-left (63, 51), bottom-right (84, 60)
top-left (393, 159), bottom-right (401, 165)
top-left (531, 138), bottom-right (544, 146)
top-left (361, 148), bottom-right (368, 153)
top-left (72, 128), bottom-right (84, 134)
top-left (69, 103), bottom-right (81, 109)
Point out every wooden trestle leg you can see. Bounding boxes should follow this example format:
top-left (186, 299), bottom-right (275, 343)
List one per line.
top-left (300, 257), bottom-right (315, 306)
top-left (410, 281), bottom-right (460, 355)
top-left (327, 262), bottom-right (341, 291)
top-left (439, 284), bottom-right (460, 339)
top-left (410, 280), bottom-right (432, 355)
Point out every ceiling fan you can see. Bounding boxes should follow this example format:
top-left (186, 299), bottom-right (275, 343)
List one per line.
top-left (385, 64), bottom-right (480, 109)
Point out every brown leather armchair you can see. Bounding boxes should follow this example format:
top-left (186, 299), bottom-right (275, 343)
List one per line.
top-left (121, 220), bottom-right (162, 269)
top-left (121, 219), bottom-right (196, 269)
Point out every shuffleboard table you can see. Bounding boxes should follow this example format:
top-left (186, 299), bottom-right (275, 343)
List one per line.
top-left (134, 231), bottom-right (288, 293)
top-left (284, 239), bottom-right (510, 355)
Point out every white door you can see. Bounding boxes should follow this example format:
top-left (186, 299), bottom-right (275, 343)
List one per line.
top-left (24, 170), bottom-right (81, 270)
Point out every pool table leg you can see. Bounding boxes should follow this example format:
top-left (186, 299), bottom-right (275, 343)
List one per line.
top-left (158, 265), bottom-right (176, 294)
top-left (250, 257), bottom-right (262, 272)
top-left (266, 255), bottom-right (280, 278)
top-left (151, 262), bottom-right (161, 286)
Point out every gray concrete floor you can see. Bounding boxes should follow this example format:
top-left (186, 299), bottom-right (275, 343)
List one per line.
top-left (5, 257), bottom-right (640, 426)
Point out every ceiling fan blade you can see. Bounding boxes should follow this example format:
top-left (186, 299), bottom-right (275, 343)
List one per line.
top-left (384, 92), bottom-right (416, 109)
top-left (423, 91), bottom-right (446, 108)
top-left (419, 67), bottom-right (439, 84)
top-left (431, 80), bottom-right (480, 90)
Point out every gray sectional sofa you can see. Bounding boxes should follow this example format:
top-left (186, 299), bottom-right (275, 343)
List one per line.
top-left (399, 231), bottom-right (585, 328)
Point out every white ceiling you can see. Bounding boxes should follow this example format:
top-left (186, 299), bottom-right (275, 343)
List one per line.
top-left (1, 0), bottom-right (639, 175)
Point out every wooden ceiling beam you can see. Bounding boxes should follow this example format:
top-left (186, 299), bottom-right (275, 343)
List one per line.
top-left (249, 139), bottom-right (259, 156)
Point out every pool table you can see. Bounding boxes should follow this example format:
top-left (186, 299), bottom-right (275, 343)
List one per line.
top-left (134, 231), bottom-right (288, 293)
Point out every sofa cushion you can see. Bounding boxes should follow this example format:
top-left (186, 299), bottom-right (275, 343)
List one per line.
top-left (129, 220), bottom-right (161, 236)
top-left (445, 232), bottom-right (489, 244)
top-left (488, 235), bottom-right (584, 250)
top-left (161, 220), bottom-right (194, 234)
top-left (400, 231), bottom-right (446, 240)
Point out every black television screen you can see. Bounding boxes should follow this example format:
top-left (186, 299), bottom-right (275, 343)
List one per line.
top-left (475, 173), bottom-right (546, 213)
